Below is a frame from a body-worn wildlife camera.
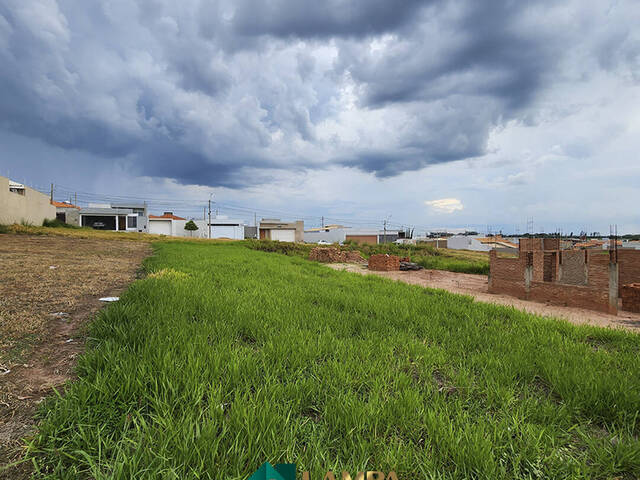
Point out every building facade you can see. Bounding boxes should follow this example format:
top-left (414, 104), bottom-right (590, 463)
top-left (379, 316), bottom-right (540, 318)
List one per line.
top-left (259, 219), bottom-right (304, 242)
top-left (0, 176), bottom-right (56, 225)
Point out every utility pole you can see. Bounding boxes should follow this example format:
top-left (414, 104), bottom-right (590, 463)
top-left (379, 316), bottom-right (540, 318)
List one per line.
top-left (74, 192), bottom-right (77, 207)
top-left (208, 194), bottom-right (212, 239)
top-left (50, 183), bottom-right (54, 203)
top-left (322, 216), bottom-right (324, 229)
top-left (383, 219), bottom-right (387, 244)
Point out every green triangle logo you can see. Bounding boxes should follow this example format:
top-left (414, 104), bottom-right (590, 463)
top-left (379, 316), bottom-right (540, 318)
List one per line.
top-left (248, 462), bottom-right (296, 480)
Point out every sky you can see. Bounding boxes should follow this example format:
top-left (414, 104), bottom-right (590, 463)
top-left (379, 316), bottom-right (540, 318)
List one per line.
top-left (0, 0), bottom-right (639, 234)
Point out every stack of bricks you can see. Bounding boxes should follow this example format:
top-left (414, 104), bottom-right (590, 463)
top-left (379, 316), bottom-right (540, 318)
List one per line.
top-left (621, 283), bottom-right (640, 313)
top-left (368, 254), bottom-right (400, 271)
top-left (343, 251), bottom-right (365, 263)
top-left (309, 247), bottom-right (344, 263)
top-left (309, 247), bottom-right (365, 264)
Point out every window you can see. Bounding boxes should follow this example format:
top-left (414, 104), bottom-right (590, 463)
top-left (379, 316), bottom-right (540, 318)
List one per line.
top-left (127, 216), bottom-right (137, 229)
top-left (9, 186), bottom-right (25, 195)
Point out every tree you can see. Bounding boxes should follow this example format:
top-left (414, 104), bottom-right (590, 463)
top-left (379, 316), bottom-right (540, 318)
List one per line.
top-left (184, 220), bottom-right (199, 237)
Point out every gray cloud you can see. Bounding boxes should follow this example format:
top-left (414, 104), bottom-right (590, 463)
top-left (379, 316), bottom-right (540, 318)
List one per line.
top-left (231, 0), bottom-right (427, 39)
top-left (0, 0), bottom-right (638, 187)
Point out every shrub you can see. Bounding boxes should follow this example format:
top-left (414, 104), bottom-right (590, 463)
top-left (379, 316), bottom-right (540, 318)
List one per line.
top-left (42, 218), bottom-right (80, 229)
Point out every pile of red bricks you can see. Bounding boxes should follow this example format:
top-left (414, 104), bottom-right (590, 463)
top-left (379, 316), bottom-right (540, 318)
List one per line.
top-left (309, 247), bottom-right (365, 264)
top-left (368, 254), bottom-right (400, 271)
top-left (621, 283), bottom-right (640, 313)
top-left (343, 251), bottom-right (365, 263)
top-left (309, 247), bottom-right (344, 263)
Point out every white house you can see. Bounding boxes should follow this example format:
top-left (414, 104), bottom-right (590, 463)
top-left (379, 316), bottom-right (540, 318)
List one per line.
top-left (208, 215), bottom-right (245, 240)
top-left (149, 212), bottom-right (207, 238)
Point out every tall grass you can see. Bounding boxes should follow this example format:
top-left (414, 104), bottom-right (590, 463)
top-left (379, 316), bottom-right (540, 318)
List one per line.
top-left (26, 242), bottom-right (640, 479)
top-left (415, 256), bottom-right (490, 275)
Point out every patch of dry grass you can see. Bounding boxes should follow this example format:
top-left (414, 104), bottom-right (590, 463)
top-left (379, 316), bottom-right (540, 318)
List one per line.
top-left (0, 235), bottom-right (149, 364)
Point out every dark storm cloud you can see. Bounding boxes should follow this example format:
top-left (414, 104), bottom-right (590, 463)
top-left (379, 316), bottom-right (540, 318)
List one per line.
top-left (231, 0), bottom-right (427, 39)
top-left (0, 0), bottom-right (636, 186)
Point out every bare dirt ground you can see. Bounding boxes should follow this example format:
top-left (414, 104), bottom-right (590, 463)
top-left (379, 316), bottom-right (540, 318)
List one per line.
top-left (328, 263), bottom-right (640, 332)
top-left (0, 234), bottom-right (150, 478)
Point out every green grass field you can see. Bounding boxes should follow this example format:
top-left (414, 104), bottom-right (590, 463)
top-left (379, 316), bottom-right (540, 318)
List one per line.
top-left (25, 242), bottom-right (640, 479)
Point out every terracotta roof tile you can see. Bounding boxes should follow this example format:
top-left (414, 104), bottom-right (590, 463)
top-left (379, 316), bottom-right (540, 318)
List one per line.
top-left (51, 201), bottom-right (80, 209)
top-left (149, 213), bottom-right (186, 221)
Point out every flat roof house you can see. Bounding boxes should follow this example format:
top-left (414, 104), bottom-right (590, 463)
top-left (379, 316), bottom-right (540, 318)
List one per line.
top-left (149, 212), bottom-right (207, 238)
top-left (63, 202), bottom-right (149, 232)
top-left (259, 218), bottom-right (304, 242)
top-left (0, 175), bottom-right (56, 225)
top-left (208, 216), bottom-right (245, 240)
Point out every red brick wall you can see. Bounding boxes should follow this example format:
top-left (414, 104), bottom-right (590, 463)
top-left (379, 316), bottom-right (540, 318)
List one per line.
top-left (529, 282), bottom-right (613, 313)
top-left (586, 251), bottom-right (610, 290)
top-left (488, 250), bottom-right (527, 296)
top-left (532, 251), bottom-right (545, 282)
top-left (558, 250), bottom-right (587, 285)
top-left (543, 238), bottom-right (561, 250)
top-left (368, 254), bottom-right (400, 271)
top-left (519, 238), bottom-right (541, 251)
top-left (620, 283), bottom-right (640, 313)
top-left (618, 250), bottom-right (640, 293)
top-left (346, 235), bottom-right (378, 245)
top-left (519, 238), bottom-right (560, 251)
top-left (489, 249), bottom-right (616, 314)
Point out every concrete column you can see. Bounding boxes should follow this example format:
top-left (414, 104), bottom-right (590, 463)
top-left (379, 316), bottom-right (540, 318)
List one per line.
top-left (609, 262), bottom-right (619, 315)
top-left (524, 265), bottom-right (533, 300)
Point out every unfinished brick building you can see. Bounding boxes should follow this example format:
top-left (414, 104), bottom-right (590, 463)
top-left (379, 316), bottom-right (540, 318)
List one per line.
top-left (489, 238), bottom-right (640, 315)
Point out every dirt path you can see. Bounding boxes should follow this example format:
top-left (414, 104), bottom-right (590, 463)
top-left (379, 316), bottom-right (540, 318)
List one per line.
top-left (0, 235), bottom-right (151, 478)
top-left (328, 263), bottom-right (640, 332)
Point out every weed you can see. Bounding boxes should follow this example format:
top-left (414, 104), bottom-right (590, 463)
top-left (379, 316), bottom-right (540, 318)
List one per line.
top-left (42, 218), bottom-right (81, 229)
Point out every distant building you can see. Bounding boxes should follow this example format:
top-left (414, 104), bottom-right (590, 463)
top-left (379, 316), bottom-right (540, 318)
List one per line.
top-left (244, 225), bottom-right (258, 239)
top-left (0, 175), bottom-right (56, 225)
top-left (259, 218), bottom-right (304, 242)
top-left (149, 212), bottom-right (207, 238)
top-left (51, 200), bottom-right (80, 223)
top-left (63, 202), bottom-right (148, 232)
top-left (207, 216), bottom-right (245, 240)
top-left (344, 230), bottom-right (401, 245)
top-left (304, 226), bottom-right (349, 244)
top-left (448, 235), bottom-right (518, 252)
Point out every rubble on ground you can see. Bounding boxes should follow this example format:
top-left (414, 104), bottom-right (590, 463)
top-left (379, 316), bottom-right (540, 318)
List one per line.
top-left (400, 261), bottom-right (423, 271)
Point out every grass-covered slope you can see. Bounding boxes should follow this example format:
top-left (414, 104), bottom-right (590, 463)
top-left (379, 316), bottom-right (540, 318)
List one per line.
top-left (28, 242), bottom-right (640, 479)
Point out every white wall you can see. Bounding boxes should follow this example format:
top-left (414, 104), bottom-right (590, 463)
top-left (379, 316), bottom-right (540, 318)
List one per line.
top-left (304, 229), bottom-right (347, 244)
top-left (209, 224), bottom-right (244, 240)
top-left (0, 176), bottom-right (56, 225)
top-left (447, 235), bottom-right (492, 251)
top-left (175, 219), bottom-right (208, 238)
top-left (271, 229), bottom-right (296, 242)
top-left (149, 219), bottom-right (172, 236)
